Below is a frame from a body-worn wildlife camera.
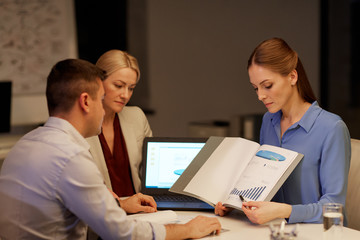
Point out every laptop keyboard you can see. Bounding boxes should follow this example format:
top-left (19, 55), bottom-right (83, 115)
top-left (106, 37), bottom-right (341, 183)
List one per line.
top-left (153, 195), bottom-right (202, 202)
top-left (152, 194), bottom-right (214, 210)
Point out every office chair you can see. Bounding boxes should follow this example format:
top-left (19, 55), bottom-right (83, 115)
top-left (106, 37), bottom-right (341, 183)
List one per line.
top-left (346, 138), bottom-right (360, 230)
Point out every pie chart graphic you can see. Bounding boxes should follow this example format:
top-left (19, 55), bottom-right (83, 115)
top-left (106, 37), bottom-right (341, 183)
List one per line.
top-left (256, 150), bottom-right (286, 161)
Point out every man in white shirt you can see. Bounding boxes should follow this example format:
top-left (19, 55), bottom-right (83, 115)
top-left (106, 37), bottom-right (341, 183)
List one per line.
top-left (0, 59), bottom-right (221, 239)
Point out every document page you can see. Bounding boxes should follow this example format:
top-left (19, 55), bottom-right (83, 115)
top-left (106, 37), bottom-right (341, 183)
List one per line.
top-left (184, 137), bottom-right (260, 205)
top-left (126, 210), bottom-right (178, 224)
top-left (223, 145), bottom-right (298, 209)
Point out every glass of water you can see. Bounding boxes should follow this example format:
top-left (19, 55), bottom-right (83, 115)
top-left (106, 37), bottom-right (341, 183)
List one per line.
top-left (323, 203), bottom-right (343, 239)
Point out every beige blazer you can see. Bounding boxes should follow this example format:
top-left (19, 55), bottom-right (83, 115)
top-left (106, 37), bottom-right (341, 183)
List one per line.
top-left (86, 106), bottom-right (152, 193)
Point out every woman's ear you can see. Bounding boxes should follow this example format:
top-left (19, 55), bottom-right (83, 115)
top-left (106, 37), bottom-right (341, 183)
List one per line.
top-left (289, 69), bottom-right (298, 86)
top-left (79, 92), bottom-right (91, 113)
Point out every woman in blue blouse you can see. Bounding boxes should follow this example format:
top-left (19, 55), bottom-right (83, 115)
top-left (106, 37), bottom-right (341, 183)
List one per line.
top-left (215, 38), bottom-right (351, 224)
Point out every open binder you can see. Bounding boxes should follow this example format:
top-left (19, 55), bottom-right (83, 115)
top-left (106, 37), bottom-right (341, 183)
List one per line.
top-left (170, 136), bottom-right (304, 210)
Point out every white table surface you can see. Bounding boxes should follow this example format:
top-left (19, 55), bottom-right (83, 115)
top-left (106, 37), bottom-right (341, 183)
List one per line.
top-left (174, 210), bottom-right (360, 240)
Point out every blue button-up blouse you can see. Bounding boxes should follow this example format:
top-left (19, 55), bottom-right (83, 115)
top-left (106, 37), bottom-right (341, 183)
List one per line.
top-left (260, 101), bottom-right (351, 223)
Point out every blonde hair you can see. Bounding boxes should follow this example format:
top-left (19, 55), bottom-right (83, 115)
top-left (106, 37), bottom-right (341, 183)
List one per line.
top-left (96, 50), bottom-right (140, 82)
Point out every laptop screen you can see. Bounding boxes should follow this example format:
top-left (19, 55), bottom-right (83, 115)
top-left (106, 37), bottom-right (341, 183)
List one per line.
top-left (143, 137), bottom-right (207, 190)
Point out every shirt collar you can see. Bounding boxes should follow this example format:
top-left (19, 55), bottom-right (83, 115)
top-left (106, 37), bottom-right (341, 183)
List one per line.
top-left (271, 101), bottom-right (322, 133)
top-left (297, 101), bottom-right (322, 132)
top-left (44, 117), bottom-right (90, 150)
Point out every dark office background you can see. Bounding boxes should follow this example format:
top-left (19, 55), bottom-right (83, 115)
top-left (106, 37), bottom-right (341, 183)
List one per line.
top-left (74, 0), bottom-right (360, 139)
top-left (323, 0), bottom-right (360, 138)
top-left (74, 0), bottom-right (127, 64)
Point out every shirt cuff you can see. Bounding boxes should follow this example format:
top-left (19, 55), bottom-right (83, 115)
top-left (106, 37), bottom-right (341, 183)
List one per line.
top-left (150, 222), bottom-right (166, 240)
top-left (288, 205), bottom-right (306, 223)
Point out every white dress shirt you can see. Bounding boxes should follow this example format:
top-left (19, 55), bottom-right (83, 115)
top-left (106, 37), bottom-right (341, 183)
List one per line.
top-left (0, 117), bottom-right (165, 239)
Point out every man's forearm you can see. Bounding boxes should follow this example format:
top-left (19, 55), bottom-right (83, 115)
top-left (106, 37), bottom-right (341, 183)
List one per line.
top-left (165, 224), bottom-right (190, 240)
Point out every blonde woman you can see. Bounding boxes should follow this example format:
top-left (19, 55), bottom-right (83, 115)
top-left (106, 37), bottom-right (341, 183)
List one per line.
top-left (87, 50), bottom-right (152, 197)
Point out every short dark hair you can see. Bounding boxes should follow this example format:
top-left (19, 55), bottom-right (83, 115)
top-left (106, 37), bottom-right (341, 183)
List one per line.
top-left (248, 37), bottom-right (316, 103)
top-left (46, 59), bottom-right (106, 115)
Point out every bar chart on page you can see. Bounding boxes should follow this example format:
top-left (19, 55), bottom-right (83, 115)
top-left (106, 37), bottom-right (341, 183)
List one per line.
top-left (230, 186), bottom-right (267, 201)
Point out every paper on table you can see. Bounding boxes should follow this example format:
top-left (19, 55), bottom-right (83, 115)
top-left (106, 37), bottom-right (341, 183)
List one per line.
top-left (126, 210), bottom-right (178, 224)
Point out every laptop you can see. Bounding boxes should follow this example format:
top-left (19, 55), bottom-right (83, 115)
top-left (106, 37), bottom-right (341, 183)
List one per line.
top-left (141, 137), bottom-right (214, 210)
